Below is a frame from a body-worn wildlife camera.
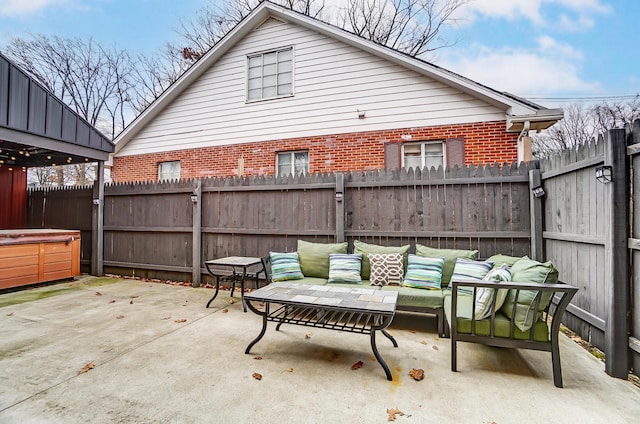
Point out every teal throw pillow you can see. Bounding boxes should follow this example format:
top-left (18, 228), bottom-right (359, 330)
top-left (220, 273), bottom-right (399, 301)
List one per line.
top-left (327, 253), bottom-right (363, 284)
top-left (270, 252), bottom-right (304, 282)
top-left (474, 264), bottom-right (511, 320)
top-left (450, 258), bottom-right (494, 294)
top-left (415, 244), bottom-right (478, 287)
top-left (402, 254), bottom-right (445, 290)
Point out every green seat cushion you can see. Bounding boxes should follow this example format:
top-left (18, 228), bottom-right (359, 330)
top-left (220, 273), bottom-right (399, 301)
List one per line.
top-left (297, 240), bottom-right (348, 279)
top-left (353, 240), bottom-right (410, 280)
top-left (501, 257), bottom-right (559, 332)
top-left (444, 294), bottom-right (549, 342)
top-left (415, 244), bottom-right (478, 287)
top-left (381, 286), bottom-right (444, 309)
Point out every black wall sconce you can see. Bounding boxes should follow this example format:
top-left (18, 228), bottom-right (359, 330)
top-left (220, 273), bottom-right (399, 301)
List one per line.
top-left (531, 186), bottom-right (545, 198)
top-left (595, 165), bottom-right (613, 184)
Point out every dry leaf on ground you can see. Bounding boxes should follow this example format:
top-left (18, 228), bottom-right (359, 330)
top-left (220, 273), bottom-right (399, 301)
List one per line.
top-left (351, 360), bottom-right (364, 370)
top-left (304, 332), bottom-right (312, 339)
top-left (161, 316), bottom-right (171, 320)
top-left (409, 368), bottom-right (424, 381)
top-left (432, 345), bottom-right (439, 350)
top-left (222, 308), bottom-right (229, 313)
top-left (229, 299), bottom-right (235, 304)
top-left (130, 295), bottom-right (139, 299)
top-left (78, 362), bottom-right (95, 374)
top-left (284, 368), bottom-right (294, 372)
top-left (253, 356), bottom-right (263, 360)
top-left (95, 291), bottom-right (102, 296)
top-left (116, 315), bottom-right (125, 319)
top-left (109, 300), bottom-right (116, 304)
top-left (420, 341), bottom-right (428, 345)
top-left (7, 312), bottom-right (14, 317)
top-left (387, 408), bottom-right (405, 421)
top-left (252, 372), bottom-right (262, 380)
top-left (129, 301), bottom-right (134, 304)
top-left (409, 329), bottom-right (416, 334)
top-left (175, 319), bottom-right (187, 323)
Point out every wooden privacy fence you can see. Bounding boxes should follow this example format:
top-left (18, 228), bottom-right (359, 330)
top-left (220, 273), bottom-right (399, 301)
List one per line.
top-left (537, 124), bottom-right (638, 380)
top-left (27, 162), bottom-right (536, 282)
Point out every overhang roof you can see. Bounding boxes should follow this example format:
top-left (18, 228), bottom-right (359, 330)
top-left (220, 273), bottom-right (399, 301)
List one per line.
top-left (114, 1), bottom-right (563, 154)
top-left (0, 52), bottom-right (114, 169)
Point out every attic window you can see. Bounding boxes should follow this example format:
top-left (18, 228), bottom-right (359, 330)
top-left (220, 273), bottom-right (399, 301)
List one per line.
top-left (247, 47), bottom-right (293, 101)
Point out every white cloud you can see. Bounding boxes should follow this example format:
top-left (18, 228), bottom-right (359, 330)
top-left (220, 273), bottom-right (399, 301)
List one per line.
top-left (0, 0), bottom-right (72, 17)
top-left (456, 0), bottom-right (611, 31)
top-left (439, 37), bottom-right (601, 97)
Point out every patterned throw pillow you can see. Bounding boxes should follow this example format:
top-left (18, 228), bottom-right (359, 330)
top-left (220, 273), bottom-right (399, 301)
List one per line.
top-left (270, 252), bottom-right (304, 282)
top-left (327, 253), bottom-right (363, 284)
top-left (451, 258), bottom-right (494, 294)
top-left (474, 265), bottom-right (512, 320)
top-left (402, 255), bottom-right (445, 290)
top-left (368, 253), bottom-right (404, 286)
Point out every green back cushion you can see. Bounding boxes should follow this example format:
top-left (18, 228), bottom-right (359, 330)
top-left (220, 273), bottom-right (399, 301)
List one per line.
top-left (297, 240), bottom-right (348, 278)
top-left (353, 240), bottom-right (410, 279)
top-left (501, 257), bottom-right (559, 331)
top-left (415, 244), bottom-right (478, 287)
top-left (486, 254), bottom-right (522, 268)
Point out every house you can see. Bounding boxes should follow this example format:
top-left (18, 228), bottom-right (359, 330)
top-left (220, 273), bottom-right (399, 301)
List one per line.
top-left (111, 1), bottom-right (562, 183)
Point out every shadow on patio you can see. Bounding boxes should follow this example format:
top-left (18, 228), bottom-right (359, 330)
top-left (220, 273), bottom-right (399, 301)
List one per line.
top-left (0, 276), bottom-right (638, 423)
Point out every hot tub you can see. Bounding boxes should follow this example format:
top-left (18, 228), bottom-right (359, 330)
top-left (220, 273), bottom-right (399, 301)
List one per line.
top-left (0, 229), bottom-right (81, 289)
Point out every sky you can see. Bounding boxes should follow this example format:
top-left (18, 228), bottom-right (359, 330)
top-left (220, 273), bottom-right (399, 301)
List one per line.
top-left (0, 0), bottom-right (638, 108)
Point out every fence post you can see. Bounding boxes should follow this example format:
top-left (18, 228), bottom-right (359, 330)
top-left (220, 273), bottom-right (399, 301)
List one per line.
top-left (91, 161), bottom-right (105, 276)
top-left (529, 167), bottom-right (544, 262)
top-left (335, 172), bottom-right (345, 243)
top-left (192, 179), bottom-right (202, 287)
top-left (604, 128), bottom-right (630, 379)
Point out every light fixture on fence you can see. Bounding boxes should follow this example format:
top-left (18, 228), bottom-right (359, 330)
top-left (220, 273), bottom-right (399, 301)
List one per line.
top-left (190, 193), bottom-right (199, 203)
top-left (92, 199), bottom-right (100, 206)
top-left (335, 192), bottom-right (343, 202)
top-left (595, 165), bottom-right (613, 184)
top-left (531, 185), bottom-right (545, 198)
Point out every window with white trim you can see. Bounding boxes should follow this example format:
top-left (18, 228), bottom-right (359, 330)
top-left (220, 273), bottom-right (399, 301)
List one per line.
top-left (158, 161), bottom-right (180, 181)
top-left (277, 151), bottom-right (308, 176)
top-left (402, 141), bottom-right (445, 170)
top-left (247, 47), bottom-right (293, 101)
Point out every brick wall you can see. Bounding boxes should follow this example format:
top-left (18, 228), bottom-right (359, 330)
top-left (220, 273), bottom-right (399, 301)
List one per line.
top-left (112, 121), bottom-right (517, 182)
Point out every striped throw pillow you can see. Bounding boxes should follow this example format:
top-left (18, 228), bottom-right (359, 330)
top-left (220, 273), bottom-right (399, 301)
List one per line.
top-left (474, 265), bottom-right (512, 320)
top-left (369, 253), bottom-right (404, 286)
top-left (402, 255), bottom-right (445, 290)
top-left (270, 252), bottom-right (304, 282)
top-left (451, 258), bottom-right (494, 294)
top-left (327, 253), bottom-right (363, 284)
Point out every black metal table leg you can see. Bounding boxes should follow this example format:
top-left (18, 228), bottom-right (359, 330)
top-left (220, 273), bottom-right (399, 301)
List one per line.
top-left (205, 275), bottom-right (221, 308)
top-left (371, 330), bottom-right (393, 381)
top-left (245, 302), bottom-right (268, 353)
top-left (381, 328), bottom-right (398, 347)
top-left (240, 267), bottom-right (247, 312)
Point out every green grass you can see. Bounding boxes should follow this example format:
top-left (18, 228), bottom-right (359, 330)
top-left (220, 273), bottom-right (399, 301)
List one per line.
top-left (0, 276), bottom-right (122, 309)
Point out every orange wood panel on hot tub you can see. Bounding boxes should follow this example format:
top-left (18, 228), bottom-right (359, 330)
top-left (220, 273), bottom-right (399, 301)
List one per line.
top-left (0, 229), bottom-right (81, 289)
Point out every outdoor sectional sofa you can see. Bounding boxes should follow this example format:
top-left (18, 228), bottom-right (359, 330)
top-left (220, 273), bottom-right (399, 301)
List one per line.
top-left (264, 239), bottom-right (579, 387)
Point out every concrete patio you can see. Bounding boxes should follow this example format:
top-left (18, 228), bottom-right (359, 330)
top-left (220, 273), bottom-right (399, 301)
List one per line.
top-left (0, 276), bottom-right (638, 424)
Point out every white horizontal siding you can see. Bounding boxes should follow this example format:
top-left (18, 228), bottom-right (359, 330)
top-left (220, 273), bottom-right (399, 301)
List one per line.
top-left (118, 20), bottom-right (506, 157)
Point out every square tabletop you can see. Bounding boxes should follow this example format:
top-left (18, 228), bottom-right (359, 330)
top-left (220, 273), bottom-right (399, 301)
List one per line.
top-left (205, 256), bottom-right (262, 267)
top-left (245, 282), bottom-right (398, 315)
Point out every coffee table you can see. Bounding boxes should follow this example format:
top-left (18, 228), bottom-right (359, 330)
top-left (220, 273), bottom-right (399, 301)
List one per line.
top-left (244, 282), bottom-right (399, 380)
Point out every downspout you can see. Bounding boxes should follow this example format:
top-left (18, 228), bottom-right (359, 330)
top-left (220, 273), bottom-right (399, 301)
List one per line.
top-left (517, 121), bottom-right (531, 163)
